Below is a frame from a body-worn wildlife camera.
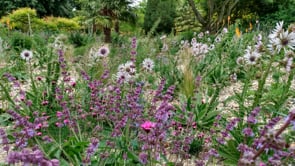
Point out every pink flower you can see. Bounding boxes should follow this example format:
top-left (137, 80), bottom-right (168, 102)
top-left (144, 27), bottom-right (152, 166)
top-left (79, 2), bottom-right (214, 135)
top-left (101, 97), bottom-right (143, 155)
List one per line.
top-left (259, 162), bottom-right (266, 166)
top-left (140, 121), bottom-right (156, 132)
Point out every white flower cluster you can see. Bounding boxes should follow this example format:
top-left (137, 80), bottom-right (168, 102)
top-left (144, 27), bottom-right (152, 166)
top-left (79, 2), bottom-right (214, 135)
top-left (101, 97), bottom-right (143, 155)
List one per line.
top-left (190, 37), bottom-right (209, 57)
top-left (115, 61), bottom-right (137, 83)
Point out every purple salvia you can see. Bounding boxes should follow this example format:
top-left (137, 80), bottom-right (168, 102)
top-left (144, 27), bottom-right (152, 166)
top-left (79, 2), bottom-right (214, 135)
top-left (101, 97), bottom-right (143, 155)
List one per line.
top-left (138, 152), bottom-right (148, 165)
top-left (243, 127), bottom-right (254, 137)
top-left (84, 138), bottom-right (99, 164)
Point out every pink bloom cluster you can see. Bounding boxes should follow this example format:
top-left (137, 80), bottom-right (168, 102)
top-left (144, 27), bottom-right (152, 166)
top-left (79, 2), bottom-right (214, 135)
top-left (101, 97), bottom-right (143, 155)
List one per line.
top-left (140, 121), bottom-right (156, 132)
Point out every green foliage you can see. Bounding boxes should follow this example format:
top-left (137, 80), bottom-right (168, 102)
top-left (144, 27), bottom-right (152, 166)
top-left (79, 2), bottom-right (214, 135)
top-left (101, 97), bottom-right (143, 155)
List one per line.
top-left (143, 0), bottom-right (176, 34)
top-left (189, 138), bottom-right (204, 156)
top-left (77, 0), bottom-right (135, 42)
top-left (259, 1), bottom-right (295, 29)
top-left (68, 32), bottom-right (94, 47)
top-left (10, 32), bottom-right (33, 51)
top-left (174, 3), bottom-right (200, 33)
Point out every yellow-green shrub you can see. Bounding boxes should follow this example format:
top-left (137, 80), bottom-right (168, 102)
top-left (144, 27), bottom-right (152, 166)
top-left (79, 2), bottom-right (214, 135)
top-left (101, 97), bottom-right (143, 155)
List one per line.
top-left (0, 8), bottom-right (80, 32)
top-left (33, 19), bottom-right (58, 32)
top-left (43, 16), bottom-right (80, 31)
top-left (0, 8), bottom-right (38, 32)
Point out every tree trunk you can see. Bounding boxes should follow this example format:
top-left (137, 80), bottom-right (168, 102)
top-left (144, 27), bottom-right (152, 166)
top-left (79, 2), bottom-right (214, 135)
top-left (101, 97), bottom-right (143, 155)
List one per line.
top-left (103, 27), bottom-right (112, 43)
top-left (115, 20), bottom-right (120, 34)
top-left (187, 0), bottom-right (206, 25)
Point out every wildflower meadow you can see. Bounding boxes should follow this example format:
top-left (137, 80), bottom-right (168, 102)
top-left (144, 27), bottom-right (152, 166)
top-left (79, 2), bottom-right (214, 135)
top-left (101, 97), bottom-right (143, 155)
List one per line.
top-left (0, 1), bottom-right (295, 166)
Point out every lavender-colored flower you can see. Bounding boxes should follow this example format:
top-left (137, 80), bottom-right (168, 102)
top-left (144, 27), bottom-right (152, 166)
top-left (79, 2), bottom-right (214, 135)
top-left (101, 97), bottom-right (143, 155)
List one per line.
top-left (7, 149), bottom-right (58, 165)
top-left (226, 118), bottom-right (240, 131)
top-left (86, 138), bottom-right (99, 156)
top-left (139, 152), bottom-right (148, 165)
top-left (243, 127), bottom-right (254, 137)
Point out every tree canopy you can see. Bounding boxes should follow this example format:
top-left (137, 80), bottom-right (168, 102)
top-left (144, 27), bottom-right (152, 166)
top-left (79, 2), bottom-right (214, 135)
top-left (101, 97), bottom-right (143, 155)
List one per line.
top-left (0, 0), bottom-right (76, 18)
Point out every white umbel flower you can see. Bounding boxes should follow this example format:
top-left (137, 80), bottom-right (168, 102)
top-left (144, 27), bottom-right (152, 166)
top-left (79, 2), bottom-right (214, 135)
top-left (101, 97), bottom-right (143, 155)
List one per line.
top-left (20, 50), bottom-right (33, 61)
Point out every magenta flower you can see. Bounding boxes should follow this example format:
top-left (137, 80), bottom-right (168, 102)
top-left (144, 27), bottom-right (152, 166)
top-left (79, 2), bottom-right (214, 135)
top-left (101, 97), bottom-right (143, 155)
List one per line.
top-left (140, 121), bottom-right (156, 132)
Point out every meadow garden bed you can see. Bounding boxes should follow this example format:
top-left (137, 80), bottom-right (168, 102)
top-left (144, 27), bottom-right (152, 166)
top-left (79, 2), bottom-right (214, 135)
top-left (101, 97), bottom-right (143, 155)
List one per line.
top-left (0, 21), bottom-right (295, 166)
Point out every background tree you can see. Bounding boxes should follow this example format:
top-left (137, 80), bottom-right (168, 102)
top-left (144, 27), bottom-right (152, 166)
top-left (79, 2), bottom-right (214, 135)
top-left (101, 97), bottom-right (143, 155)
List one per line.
top-left (0, 0), bottom-right (76, 18)
top-left (78, 0), bottom-right (135, 43)
top-left (143, 0), bottom-right (176, 34)
top-left (174, 1), bottom-right (200, 33)
top-left (187, 0), bottom-right (295, 32)
top-left (187, 0), bottom-right (239, 32)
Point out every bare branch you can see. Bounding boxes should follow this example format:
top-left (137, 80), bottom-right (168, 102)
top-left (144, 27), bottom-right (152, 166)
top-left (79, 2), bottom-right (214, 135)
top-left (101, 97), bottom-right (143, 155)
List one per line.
top-left (187, 0), bottom-right (206, 25)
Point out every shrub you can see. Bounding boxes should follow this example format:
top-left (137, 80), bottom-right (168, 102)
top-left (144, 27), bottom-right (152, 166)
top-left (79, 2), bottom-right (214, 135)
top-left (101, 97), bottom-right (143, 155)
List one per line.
top-left (43, 16), bottom-right (80, 32)
top-left (68, 32), bottom-right (93, 47)
top-left (10, 32), bottom-right (33, 51)
top-left (0, 8), bottom-right (37, 32)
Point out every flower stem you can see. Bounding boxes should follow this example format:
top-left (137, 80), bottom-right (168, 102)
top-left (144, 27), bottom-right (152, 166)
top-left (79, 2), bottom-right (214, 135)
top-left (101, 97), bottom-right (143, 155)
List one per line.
top-left (252, 55), bottom-right (275, 109)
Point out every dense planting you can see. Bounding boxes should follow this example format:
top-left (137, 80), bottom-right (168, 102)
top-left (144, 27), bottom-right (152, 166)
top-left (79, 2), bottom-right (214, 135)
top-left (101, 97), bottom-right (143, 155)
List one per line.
top-left (0, 10), bottom-right (295, 166)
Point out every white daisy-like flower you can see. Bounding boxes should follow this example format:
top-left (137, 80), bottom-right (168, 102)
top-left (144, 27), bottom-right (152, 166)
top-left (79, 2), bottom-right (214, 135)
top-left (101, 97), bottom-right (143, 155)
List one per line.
top-left (191, 38), bottom-right (197, 46)
top-left (205, 30), bottom-right (210, 35)
top-left (116, 71), bottom-right (131, 83)
top-left (200, 44), bottom-right (208, 53)
top-left (142, 58), bottom-right (155, 72)
top-left (20, 50), bottom-right (33, 61)
top-left (95, 45), bottom-right (110, 58)
top-left (215, 36), bottom-right (222, 43)
top-left (124, 61), bottom-right (135, 70)
top-left (257, 34), bottom-right (263, 41)
top-left (118, 61), bottom-right (136, 77)
top-left (192, 43), bottom-right (208, 56)
top-left (268, 21), bottom-right (284, 39)
top-left (198, 32), bottom-right (204, 38)
top-left (208, 44), bottom-right (215, 50)
top-left (243, 48), bottom-right (261, 65)
top-left (269, 30), bottom-right (295, 53)
top-left (255, 41), bottom-right (264, 53)
top-left (128, 67), bottom-right (136, 76)
top-left (118, 64), bottom-right (125, 72)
